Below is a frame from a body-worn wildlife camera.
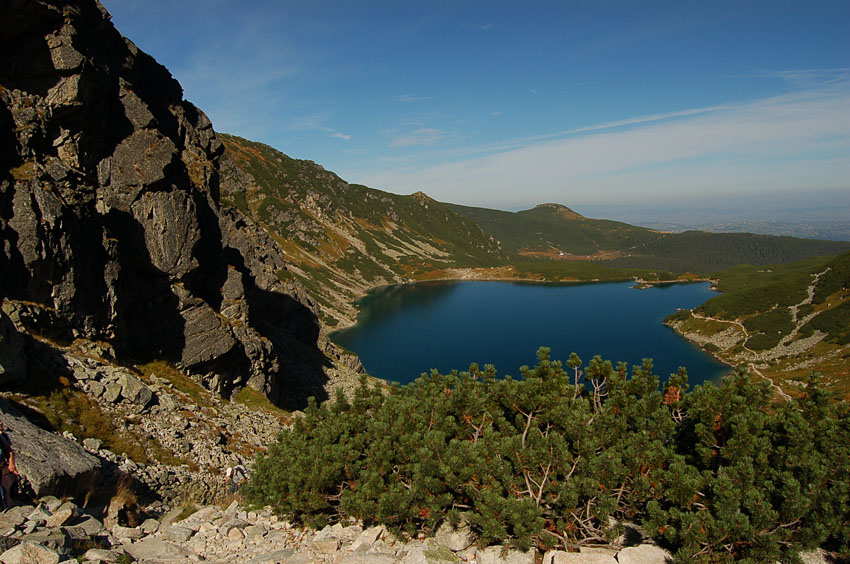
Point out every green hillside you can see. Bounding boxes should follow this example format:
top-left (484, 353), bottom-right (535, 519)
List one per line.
top-left (666, 251), bottom-right (850, 396)
top-left (607, 230), bottom-right (850, 273)
top-left (447, 202), bottom-right (662, 257)
top-left (218, 134), bottom-right (505, 326)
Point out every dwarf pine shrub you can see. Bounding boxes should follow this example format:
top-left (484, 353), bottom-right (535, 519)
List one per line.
top-left (244, 350), bottom-right (850, 561)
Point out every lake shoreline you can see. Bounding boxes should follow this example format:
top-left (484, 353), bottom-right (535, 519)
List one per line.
top-left (332, 279), bottom-right (729, 386)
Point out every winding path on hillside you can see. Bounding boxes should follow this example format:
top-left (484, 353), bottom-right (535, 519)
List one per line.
top-left (685, 268), bottom-right (833, 402)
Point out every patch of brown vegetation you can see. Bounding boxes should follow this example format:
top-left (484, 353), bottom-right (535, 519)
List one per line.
top-left (517, 248), bottom-right (624, 261)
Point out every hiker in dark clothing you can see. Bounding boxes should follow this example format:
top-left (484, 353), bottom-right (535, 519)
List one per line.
top-left (0, 420), bottom-right (19, 510)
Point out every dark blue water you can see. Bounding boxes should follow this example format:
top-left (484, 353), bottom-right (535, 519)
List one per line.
top-left (332, 281), bottom-right (730, 386)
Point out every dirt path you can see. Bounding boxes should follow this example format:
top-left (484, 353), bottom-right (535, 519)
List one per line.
top-left (684, 268), bottom-right (833, 401)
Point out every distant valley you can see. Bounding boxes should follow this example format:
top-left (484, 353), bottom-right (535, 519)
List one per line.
top-left (637, 220), bottom-right (850, 242)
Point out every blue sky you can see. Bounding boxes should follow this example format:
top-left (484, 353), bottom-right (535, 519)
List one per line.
top-left (101, 1), bottom-right (849, 221)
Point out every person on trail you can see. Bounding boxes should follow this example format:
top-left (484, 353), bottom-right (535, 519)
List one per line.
top-left (224, 464), bottom-right (248, 494)
top-left (0, 420), bottom-right (19, 510)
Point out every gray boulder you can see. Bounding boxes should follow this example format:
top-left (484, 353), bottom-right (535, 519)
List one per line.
top-left (0, 542), bottom-right (60, 564)
top-left (477, 546), bottom-right (536, 564)
top-left (0, 398), bottom-right (100, 498)
top-left (616, 545), bottom-right (674, 564)
top-left (118, 372), bottom-right (153, 407)
top-left (123, 539), bottom-right (194, 563)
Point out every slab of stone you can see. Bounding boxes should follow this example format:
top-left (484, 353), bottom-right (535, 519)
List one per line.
top-left (73, 515), bottom-right (105, 536)
top-left (163, 525), bottom-right (194, 542)
top-left (799, 550), bottom-right (829, 564)
top-left (477, 545), bottom-right (536, 564)
top-left (348, 525), bottom-right (386, 553)
top-left (81, 548), bottom-right (124, 562)
top-left (0, 542), bottom-right (60, 564)
top-left (45, 508), bottom-right (75, 528)
top-left (434, 517), bottom-right (474, 552)
top-left (61, 525), bottom-right (89, 541)
top-left (340, 554), bottom-right (398, 564)
top-left (312, 537), bottom-right (339, 553)
top-left (140, 518), bottom-right (160, 534)
top-left (402, 538), bottom-right (460, 564)
top-left (157, 506), bottom-right (184, 529)
top-left (27, 507), bottom-right (51, 525)
top-left (244, 524), bottom-right (267, 539)
top-left (103, 382), bottom-right (122, 403)
top-left (123, 539), bottom-right (194, 563)
top-left (247, 549), bottom-right (295, 564)
top-left (0, 511), bottom-right (26, 530)
top-left (18, 529), bottom-right (69, 552)
top-left (119, 373), bottom-right (153, 407)
top-left (83, 438), bottom-right (103, 451)
top-left (616, 544), bottom-right (674, 564)
top-left (112, 525), bottom-right (143, 540)
top-left (543, 551), bottom-right (618, 564)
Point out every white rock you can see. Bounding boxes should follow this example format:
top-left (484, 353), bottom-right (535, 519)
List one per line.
top-left (616, 544), bottom-right (674, 564)
top-left (477, 545), bottom-right (536, 564)
top-left (81, 548), bottom-right (124, 563)
top-left (123, 539), bottom-right (194, 562)
top-left (112, 525), bottom-right (144, 539)
top-left (543, 550), bottom-right (618, 564)
top-left (800, 549), bottom-right (830, 564)
top-left (340, 554), bottom-right (398, 564)
top-left (434, 517), bottom-right (475, 552)
top-left (402, 538), bottom-right (460, 564)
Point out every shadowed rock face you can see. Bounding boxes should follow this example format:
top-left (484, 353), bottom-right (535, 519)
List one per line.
top-left (0, 0), bottom-right (331, 407)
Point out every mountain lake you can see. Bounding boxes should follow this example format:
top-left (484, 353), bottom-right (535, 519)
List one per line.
top-left (331, 280), bottom-right (731, 386)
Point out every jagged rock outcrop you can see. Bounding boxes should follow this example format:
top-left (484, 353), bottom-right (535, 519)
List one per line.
top-left (0, 398), bottom-right (99, 497)
top-left (0, 0), bottom-right (342, 407)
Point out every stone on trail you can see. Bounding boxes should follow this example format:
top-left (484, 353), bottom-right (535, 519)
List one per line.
top-left (163, 525), bottom-right (195, 542)
top-left (340, 554), bottom-right (398, 564)
top-left (123, 539), bottom-right (194, 563)
top-left (616, 544), bottom-right (674, 564)
top-left (543, 550), bottom-right (618, 564)
top-left (434, 516), bottom-right (475, 552)
top-left (81, 548), bottom-right (125, 563)
top-left (247, 548), bottom-right (296, 564)
top-left (0, 542), bottom-right (60, 564)
top-left (477, 545), bottom-right (536, 564)
top-left (402, 538), bottom-right (460, 564)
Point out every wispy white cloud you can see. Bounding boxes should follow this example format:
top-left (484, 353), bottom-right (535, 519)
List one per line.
top-left (397, 94), bottom-right (435, 103)
top-left (746, 67), bottom-right (850, 88)
top-left (387, 128), bottom-right (447, 147)
top-left (284, 114), bottom-right (351, 141)
top-left (361, 84), bottom-right (850, 210)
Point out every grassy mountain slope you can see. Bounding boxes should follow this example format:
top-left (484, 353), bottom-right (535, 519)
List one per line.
top-left (666, 251), bottom-right (850, 396)
top-left (218, 134), bottom-right (504, 327)
top-left (447, 202), bottom-right (663, 257)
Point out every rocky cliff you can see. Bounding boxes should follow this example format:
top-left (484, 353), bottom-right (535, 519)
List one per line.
top-left (0, 0), bottom-right (354, 407)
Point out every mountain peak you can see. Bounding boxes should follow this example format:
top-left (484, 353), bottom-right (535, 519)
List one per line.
top-left (411, 191), bottom-right (435, 203)
top-left (534, 203), bottom-right (584, 220)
